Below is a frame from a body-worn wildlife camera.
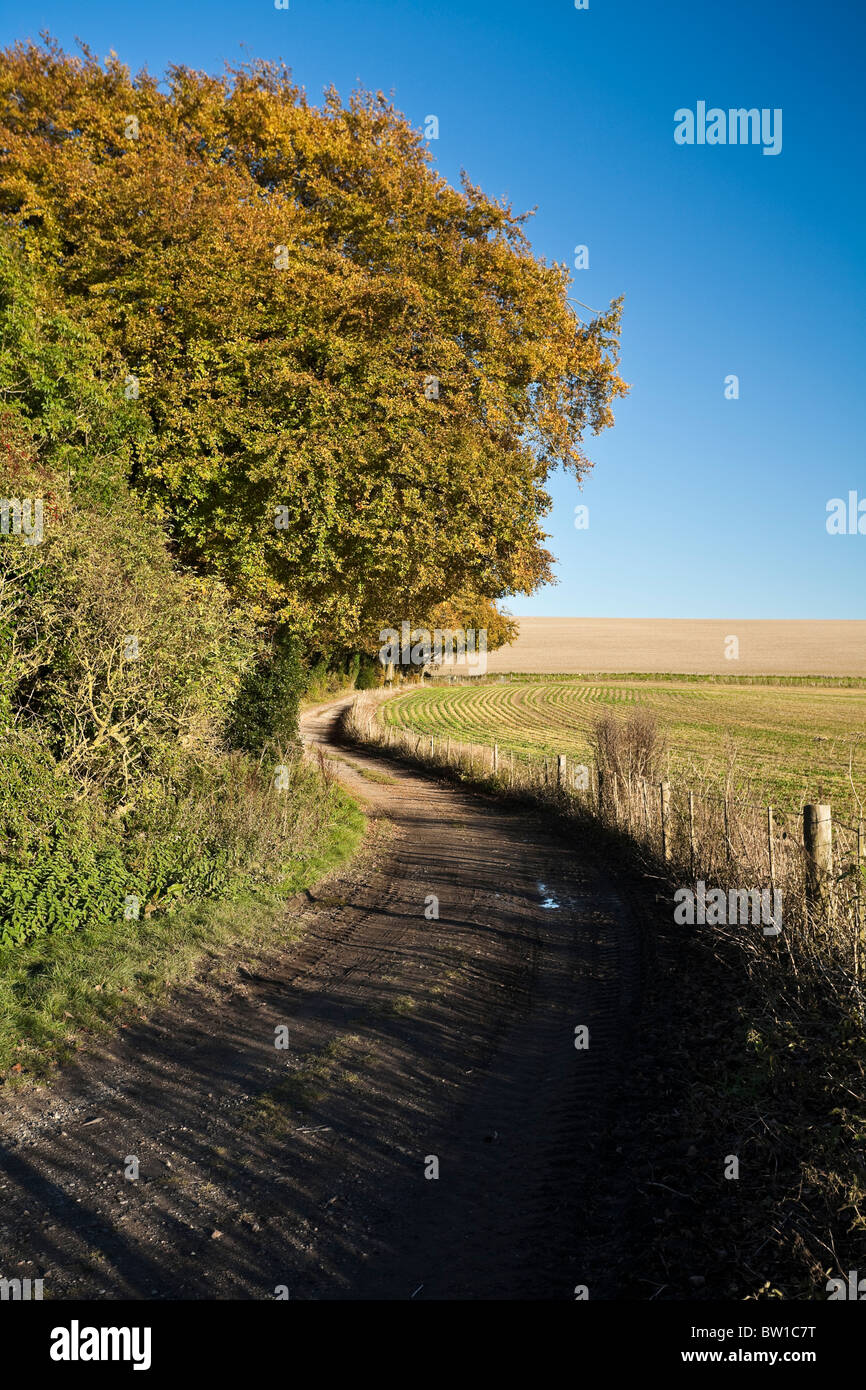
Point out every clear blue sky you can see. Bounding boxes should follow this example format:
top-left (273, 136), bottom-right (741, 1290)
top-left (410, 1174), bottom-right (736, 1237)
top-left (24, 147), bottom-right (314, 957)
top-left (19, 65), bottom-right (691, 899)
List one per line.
top-left (5, 0), bottom-right (865, 618)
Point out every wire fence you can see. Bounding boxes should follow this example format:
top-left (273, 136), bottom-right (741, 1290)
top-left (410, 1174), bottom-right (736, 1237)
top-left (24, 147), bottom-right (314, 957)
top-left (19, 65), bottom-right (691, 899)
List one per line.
top-left (343, 692), bottom-right (866, 1017)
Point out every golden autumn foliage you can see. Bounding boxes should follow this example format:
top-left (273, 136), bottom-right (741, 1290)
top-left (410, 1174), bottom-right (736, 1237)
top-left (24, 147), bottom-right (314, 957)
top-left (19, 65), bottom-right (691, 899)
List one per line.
top-left (428, 592), bottom-right (519, 652)
top-left (0, 37), bottom-right (627, 649)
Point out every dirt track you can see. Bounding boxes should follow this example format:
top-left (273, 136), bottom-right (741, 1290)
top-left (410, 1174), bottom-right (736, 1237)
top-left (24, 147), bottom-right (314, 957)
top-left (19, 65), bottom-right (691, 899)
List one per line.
top-left (0, 698), bottom-right (642, 1300)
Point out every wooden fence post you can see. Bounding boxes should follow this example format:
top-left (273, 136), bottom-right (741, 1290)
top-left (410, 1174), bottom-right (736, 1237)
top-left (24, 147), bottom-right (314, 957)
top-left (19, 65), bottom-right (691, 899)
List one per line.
top-left (767, 806), bottom-right (776, 893)
top-left (688, 790), bottom-right (696, 878)
top-left (723, 791), bottom-right (733, 866)
top-left (856, 818), bottom-right (863, 984)
top-left (660, 781), bottom-right (671, 862)
top-left (558, 754), bottom-right (567, 788)
top-left (493, 743), bottom-right (499, 774)
top-left (803, 803), bottom-right (832, 922)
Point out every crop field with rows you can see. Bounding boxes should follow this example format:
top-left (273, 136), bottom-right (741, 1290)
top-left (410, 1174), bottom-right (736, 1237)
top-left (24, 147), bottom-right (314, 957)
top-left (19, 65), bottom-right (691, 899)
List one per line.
top-left (382, 676), bottom-right (866, 813)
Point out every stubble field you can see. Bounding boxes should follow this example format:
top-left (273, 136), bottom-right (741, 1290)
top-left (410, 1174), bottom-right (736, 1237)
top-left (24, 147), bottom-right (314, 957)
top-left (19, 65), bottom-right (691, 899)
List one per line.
top-left (481, 617), bottom-right (866, 677)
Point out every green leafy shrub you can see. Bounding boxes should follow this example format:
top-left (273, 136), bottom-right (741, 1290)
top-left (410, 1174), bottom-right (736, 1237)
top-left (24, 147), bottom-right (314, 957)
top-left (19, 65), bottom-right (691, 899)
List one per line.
top-left (354, 655), bottom-right (382, 689)
top-left (226, 629), bottom-right (306, 755)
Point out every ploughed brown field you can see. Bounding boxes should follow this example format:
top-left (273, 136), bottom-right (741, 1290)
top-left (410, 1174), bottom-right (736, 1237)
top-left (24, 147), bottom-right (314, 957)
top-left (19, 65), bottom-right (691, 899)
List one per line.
top-left (485, 617), bottom-right (866, 676)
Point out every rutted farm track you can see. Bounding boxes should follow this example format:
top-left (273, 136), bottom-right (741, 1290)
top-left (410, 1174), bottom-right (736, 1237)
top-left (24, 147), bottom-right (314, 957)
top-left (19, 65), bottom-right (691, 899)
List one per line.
top-left (0, 698), bottom-right (644, 1300)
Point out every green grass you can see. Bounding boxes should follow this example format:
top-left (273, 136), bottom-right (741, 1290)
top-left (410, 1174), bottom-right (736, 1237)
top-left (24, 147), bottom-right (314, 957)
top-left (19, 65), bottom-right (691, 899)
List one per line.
top-left (383, 676), bottom-right (866, 813)
top-left (246, 1034), bottom-right (366, 1133)
top-left (0, 788), bottom-right (365, 1084)
top-left (327, 753), bottom-right (397, 785)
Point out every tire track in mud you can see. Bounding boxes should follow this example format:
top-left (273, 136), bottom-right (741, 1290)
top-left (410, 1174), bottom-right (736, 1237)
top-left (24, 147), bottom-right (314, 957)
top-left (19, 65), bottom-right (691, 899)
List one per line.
top-left (0, 698), bottom-right (643, 1300)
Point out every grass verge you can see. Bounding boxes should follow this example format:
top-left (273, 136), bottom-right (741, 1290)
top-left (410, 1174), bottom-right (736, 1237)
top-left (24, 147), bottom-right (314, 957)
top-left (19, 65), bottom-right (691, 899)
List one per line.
top-left (0, 786), bottom-right (365, 1086)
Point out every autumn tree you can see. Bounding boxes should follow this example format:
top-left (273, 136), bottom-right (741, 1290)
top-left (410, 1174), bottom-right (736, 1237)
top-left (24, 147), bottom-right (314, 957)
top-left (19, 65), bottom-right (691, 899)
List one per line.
top-left (0, 37), bottom-right (627, 651)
